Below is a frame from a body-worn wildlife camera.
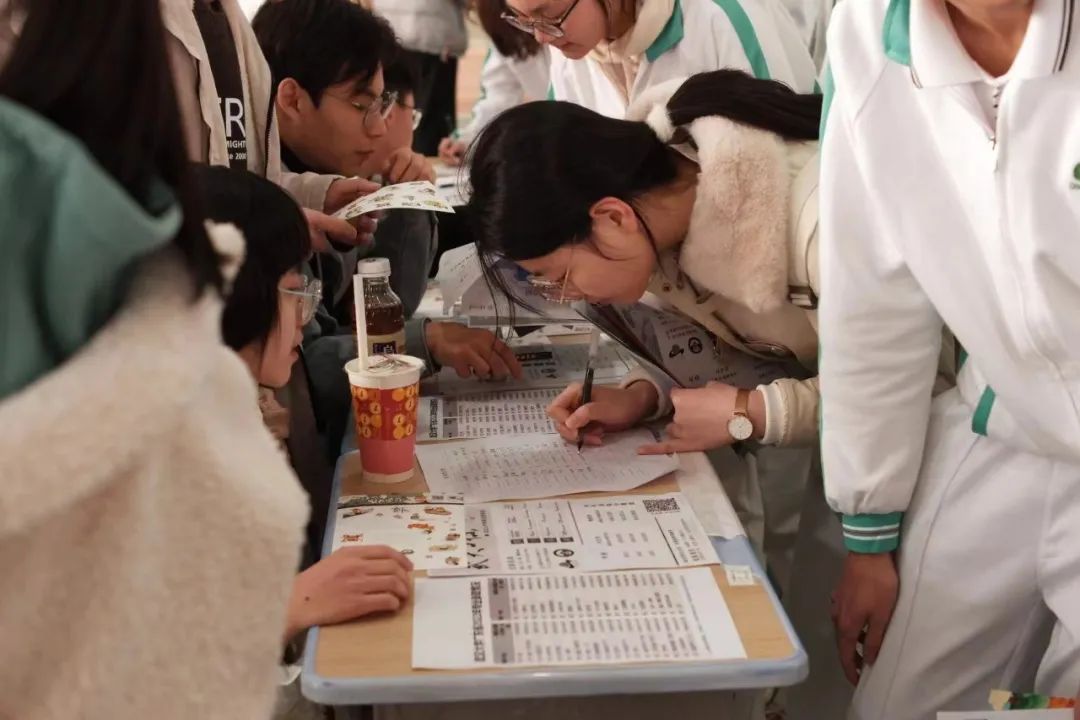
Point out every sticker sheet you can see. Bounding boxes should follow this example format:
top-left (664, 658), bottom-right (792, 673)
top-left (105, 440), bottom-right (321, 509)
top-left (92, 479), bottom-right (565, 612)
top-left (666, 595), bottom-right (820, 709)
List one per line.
top-left (333, 181), bottom-right (455, 220)
top-left (332, 493), bottom-right (465, 570)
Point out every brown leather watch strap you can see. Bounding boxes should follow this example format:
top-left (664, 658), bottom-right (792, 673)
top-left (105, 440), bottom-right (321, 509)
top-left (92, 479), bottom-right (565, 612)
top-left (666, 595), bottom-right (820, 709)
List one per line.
top-left (734, 388), bottom-right (751, 418)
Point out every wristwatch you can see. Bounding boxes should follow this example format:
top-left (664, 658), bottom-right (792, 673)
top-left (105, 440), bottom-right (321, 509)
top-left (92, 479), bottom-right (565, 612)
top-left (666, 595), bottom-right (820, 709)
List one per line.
top-left (727, 388), bottom-right (755, 441)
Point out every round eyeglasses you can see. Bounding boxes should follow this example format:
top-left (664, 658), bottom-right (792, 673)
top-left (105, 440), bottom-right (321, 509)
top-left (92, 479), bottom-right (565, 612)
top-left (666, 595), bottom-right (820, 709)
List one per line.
top-left (501, 0), bottom-right (582, 38)
top-left (280, 276), bottom-right (323, 326)
top-left (324, 89), bottom-right (399, 132)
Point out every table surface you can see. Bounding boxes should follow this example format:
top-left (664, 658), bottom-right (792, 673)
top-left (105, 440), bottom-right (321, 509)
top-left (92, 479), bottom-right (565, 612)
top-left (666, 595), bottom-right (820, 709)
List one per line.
top-left (302, 445), bottom-right (808, 706)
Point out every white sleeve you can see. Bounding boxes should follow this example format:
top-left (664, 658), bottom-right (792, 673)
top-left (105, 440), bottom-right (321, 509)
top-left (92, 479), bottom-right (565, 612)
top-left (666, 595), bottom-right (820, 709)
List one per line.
top-left (818, 65), bottom-right (943, 553)
top-left (455, 48), bottom-right (526, 145)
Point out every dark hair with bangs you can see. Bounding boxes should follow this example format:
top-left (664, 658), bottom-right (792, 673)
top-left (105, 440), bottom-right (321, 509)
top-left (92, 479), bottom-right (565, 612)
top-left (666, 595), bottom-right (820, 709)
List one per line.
top-left (196, 166), bottom-right (311, 351)
top-left (252, 0), bottom-right (397, 104)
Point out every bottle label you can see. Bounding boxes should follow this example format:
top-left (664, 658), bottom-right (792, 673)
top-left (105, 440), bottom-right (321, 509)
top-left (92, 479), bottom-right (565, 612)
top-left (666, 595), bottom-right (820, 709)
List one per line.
top-left (368, 330), bottom-right (407, 356)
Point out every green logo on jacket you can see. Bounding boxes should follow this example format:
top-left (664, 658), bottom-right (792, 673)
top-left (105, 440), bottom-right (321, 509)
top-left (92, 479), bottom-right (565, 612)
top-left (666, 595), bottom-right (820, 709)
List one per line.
top-left (1072, 162), bottom-right (1080, 189)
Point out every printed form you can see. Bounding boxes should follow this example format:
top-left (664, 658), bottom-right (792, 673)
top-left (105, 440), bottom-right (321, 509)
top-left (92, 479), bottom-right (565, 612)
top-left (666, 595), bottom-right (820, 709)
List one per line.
top-left (417, 387), bottom-right (561, 440)
top-left (412, 568), bottom-right (747, 669)
top-left (430, 492), bottom-right (720, 575)
top-left (415, 430), bottom-right (678, 503)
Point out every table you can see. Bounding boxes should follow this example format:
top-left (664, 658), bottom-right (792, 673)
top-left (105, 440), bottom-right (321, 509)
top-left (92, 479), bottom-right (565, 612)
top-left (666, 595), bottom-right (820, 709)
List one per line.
top-left (301, 445), bottom-right (808, 706)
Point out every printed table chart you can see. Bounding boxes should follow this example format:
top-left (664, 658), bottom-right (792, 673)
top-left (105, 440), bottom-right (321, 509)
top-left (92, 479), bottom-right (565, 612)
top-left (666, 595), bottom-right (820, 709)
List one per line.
top-left (301, 443), bottom-right (808, 706)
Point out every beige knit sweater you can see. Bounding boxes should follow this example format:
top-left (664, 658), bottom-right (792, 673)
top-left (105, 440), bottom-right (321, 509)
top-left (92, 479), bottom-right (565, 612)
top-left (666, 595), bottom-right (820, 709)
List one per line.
top-left (0, 236), bottom-right (309, 720)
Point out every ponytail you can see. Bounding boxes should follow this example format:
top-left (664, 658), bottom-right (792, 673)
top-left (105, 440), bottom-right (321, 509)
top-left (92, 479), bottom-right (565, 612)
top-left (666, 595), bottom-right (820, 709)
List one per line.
top-left (665, 70), bottom-right (822, 140)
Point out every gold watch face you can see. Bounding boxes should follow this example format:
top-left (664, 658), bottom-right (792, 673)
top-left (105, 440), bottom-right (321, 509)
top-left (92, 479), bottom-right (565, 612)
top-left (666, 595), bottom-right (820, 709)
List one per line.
top-left (728, 415), bottom-right (754, 441)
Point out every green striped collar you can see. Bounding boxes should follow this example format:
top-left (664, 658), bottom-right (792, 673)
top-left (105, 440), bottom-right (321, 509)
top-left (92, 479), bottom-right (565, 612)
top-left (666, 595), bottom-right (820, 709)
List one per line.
top-left (883, 0), bottom-right (913, 66)
top-left (645, 0), bottom-right (685, 62)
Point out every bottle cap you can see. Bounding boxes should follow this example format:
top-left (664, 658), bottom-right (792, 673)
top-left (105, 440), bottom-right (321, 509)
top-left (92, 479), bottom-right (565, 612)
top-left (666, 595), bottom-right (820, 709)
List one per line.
top-left (357, 257), bottom-right (391, 277)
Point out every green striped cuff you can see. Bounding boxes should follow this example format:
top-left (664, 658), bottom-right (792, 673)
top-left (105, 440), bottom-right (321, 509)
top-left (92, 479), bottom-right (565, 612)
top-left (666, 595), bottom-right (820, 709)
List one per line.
top-left (842, 512), bottom-right (903, 553)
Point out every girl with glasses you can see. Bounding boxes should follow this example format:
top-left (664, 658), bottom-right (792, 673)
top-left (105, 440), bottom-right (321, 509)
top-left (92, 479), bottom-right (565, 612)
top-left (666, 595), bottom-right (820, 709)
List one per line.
top-left (0, 1), bottom-right (309, 717)
top-left (501, 0), bottom-right (818, 122)
top-left (200, 165), bottom-right (414, 720)
top-left (462, 71), bottom-right (952, 719)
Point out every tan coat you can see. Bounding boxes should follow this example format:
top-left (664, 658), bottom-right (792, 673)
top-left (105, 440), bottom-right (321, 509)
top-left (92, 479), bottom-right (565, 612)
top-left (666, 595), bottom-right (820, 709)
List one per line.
top-left (161, 0), bottom-right (337, 210)
top-left (624, 80), bottom-right (822, 446)
top-left (0, 234), bottom-right (309, 720)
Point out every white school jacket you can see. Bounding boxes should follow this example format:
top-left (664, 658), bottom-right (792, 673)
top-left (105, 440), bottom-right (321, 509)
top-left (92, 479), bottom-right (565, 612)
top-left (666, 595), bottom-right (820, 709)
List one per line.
top-left (456, 45), bottom-right (551, 145)
top-left (548, 0), bottom-right (819, 119)
top-left (818, 0), bottom-right (1080, 553)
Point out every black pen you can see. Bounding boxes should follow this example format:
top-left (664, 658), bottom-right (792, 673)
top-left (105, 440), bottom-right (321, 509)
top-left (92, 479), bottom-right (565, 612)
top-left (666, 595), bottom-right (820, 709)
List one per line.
top-left (577, 330), bottom-right (600, 453)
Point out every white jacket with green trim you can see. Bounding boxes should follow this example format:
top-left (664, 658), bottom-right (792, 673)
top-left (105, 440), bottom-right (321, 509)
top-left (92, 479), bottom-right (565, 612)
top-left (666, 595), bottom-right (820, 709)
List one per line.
top-left (456, 46), bottom-right (551, 146)
top-left (548, 0), bottom-right (818, 118)
top-left (818, 0), bottom-right (1080, 553)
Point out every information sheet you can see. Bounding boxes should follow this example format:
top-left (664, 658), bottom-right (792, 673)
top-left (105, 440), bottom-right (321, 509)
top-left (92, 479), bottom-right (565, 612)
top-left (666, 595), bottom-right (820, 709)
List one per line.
top-left (429, 492), bottom-right (719, 575)
top-left (412, 568), bottom-right (747, 668)
top-left (418, 387), bottom-right (561, 440)
top-left (415, 430), bottom-right (678, 503)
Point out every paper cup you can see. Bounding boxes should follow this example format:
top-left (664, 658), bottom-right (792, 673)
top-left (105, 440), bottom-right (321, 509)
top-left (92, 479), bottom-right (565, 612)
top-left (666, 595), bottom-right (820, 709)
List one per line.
top-left (345, 355), bottom-right (426, 484)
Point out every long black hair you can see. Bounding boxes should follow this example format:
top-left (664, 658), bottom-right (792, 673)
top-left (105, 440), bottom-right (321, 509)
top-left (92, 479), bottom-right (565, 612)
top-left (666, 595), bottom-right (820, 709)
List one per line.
top-left (0, 0), bottom-right (222, 295)
top-left (196, 166), bottom-right (312, 352)
top-left (465, 70), bottom-right (822, 309)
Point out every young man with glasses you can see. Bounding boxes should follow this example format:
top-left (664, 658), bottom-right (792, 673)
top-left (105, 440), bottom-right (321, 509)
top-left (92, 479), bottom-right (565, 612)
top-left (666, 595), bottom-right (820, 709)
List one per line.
top-left (161, 0), bottom-right (378, 251)
top-left (253, 0), bottom-right (523, 455)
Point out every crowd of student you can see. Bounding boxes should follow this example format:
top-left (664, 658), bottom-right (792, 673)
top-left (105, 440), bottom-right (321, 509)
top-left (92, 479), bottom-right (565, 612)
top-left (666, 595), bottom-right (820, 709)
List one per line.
top-left (0, 0), bottom-right (1077, 718)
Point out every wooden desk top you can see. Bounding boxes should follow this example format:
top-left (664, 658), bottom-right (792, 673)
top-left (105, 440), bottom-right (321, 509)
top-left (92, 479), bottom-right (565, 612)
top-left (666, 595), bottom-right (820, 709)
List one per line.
top-left (313, 450), bottom-right (795, 680)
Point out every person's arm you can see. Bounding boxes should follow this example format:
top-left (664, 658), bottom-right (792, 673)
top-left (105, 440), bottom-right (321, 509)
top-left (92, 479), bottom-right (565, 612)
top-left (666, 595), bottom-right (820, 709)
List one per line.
top-left (758, 375), bottom-right (819, 446)
top-left (279, 169), bottom-right (338, 212)
top-left (619, 365), bottom-right (676, 420)
top-left (453, 48), bottom-right (526, 146)
top-left (819, 61), bottom-right (943, 684)
top-left (818, 65), bottom-right (942, 552)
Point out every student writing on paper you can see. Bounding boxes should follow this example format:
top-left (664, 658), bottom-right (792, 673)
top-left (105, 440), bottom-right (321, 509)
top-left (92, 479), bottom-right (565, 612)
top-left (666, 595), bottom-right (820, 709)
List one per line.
top-left (200, 165), bottom-right (413, 719)
top-left (464, 71), bottom-right (948, 718)
top-left (0, 2), bottom-right (309, 716)
top-left (252, 0), bottom-right (523, 453)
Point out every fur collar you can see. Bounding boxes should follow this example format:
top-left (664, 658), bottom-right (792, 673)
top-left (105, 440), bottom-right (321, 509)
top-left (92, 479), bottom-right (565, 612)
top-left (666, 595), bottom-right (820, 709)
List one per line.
top-left (628, 79), bottom-right (791, 314)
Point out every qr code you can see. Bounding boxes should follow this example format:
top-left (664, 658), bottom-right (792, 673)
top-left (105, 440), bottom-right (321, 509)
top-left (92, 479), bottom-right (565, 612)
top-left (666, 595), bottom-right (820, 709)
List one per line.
top-left (643, 497), bottom-right (680, 514)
